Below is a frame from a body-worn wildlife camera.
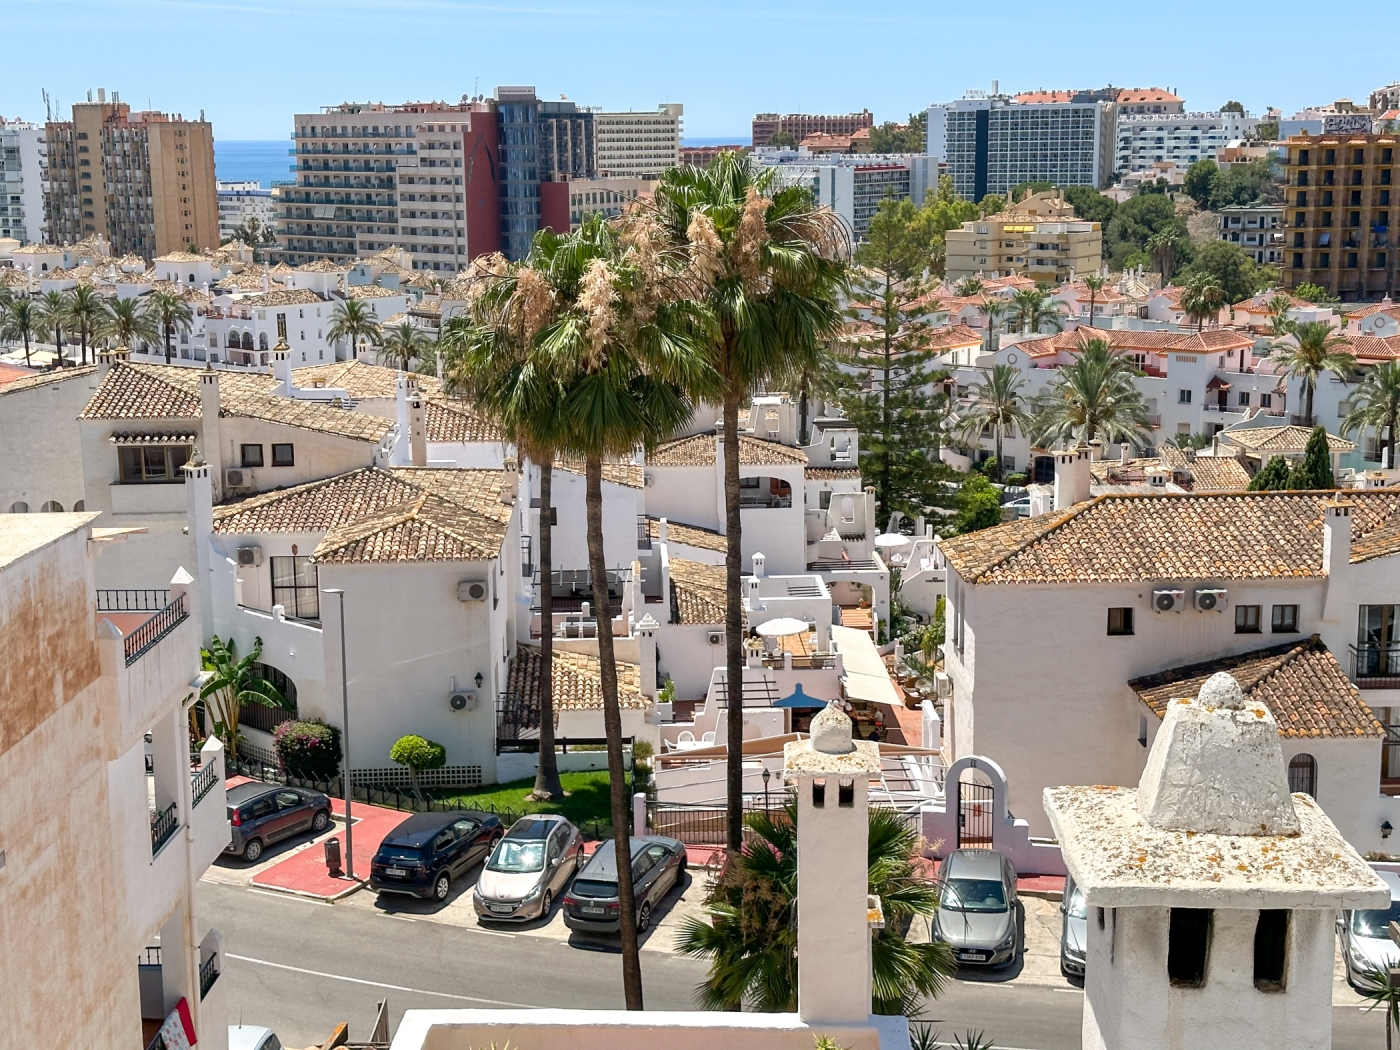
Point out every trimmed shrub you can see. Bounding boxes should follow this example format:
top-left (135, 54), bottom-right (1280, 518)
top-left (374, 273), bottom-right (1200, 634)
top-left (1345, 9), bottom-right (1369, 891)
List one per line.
top-left (273, 719), bottom-right (342, 780)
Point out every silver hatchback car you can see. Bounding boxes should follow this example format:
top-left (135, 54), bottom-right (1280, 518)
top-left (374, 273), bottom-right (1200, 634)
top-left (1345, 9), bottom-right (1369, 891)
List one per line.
top-left (472, 814), bottom-right (584, 922)
top-left (933, 848), bottom-right (1020, 967)
top-left (1339, 868), bottom-right (1400, 989)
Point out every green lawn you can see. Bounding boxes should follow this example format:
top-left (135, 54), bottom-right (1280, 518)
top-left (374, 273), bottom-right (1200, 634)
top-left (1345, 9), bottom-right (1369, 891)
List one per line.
top-left (431, 770), bottom-right (616, 831)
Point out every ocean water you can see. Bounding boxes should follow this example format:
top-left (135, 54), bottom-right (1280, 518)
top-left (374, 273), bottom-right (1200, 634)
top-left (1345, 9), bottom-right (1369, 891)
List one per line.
top-left (215, 140), bottom-right (292, 188)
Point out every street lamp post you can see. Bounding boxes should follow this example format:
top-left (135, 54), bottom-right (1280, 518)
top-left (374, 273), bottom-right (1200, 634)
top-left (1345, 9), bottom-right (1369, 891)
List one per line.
top-left (322, 587), bottom-right (353, 879)
top-left (762, 766), bottom-right (771, 812)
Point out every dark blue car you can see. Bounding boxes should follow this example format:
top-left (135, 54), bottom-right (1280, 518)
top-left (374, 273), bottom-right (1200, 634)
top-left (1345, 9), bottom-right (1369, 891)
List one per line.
top-left (369, 810), bottom-right (502, 901)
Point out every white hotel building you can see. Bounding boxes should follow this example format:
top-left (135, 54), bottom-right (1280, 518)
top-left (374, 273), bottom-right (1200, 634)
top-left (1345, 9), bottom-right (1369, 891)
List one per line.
top-left (1115, 110), bottom-right (1260, 175)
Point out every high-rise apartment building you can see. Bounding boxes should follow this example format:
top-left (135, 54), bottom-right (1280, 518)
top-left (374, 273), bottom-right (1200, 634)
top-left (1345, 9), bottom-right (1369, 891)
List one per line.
top-left (594, 104), bottom-right (682, 178)
top-left (752, 110), bottom-right (873, 148)
top-left (43, 90), bottom-right (218, 258)
top-left (926, 90), bottom-right (1116, 200)
top-left (0, 117), bottom-right (46, 244)
top-left (1282, 133), bottom-right (1399, 301)
top-left (754, 148), bottom-right (935, 241)
top-left (1115, 109), bottom-right (1258, 175)
top-left (277, 100), bottom-right (500, 270)
top-left (216, 180), bottom-right (276, 241)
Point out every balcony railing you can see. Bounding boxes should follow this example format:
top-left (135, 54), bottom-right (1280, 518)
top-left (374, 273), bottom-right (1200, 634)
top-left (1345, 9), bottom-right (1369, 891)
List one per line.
top-left (95, 589), bottom-right (169, 612)
top-left (739, 494), bottom-right (793, 509)
top-left (1351, 644), bottom-right (1400, 688)
top-left (124, 593), bottom-right (188, 667)
top-left (199, 952), bottom-right (220, 999)
top-left (191, 763), bottom-right (219, 807)
top-left (150, 801), bottom-right (179, 855)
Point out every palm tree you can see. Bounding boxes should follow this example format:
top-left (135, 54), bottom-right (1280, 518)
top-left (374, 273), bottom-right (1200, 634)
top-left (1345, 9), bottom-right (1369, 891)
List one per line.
top-left (958, 364), bottom-right (1032, 482)
top-left (977, 298), bottom-right (1008, 356)
top-left (1359, 961), bottom-right (1400, 1050)
top-left (144, 288), bottom-right (193, 364)
top-left (1010, 286), bottom-right (1064, 334)
top-left (35, 290), bottom-right (70, 366)
top-left (1146, 230), bottom-right (1182, 280)
top-left (1081, 273), bottom-right (1105, 325)
top-left (1274, 320), bottom-right (1354, 426)
top-left (197, 635), bottom-right (291, 763)
top-left (64, 284), bottom-right (105, 365)
top-left (326, 298), bottom-right (382, 362)
top-left (644, 151), bottom-right (847, 852)
top-left (439, 252), bottom-right (570, 804)
top-left (0, 296), bottom-right (37, 367)
top-left (102, 295), bottom-right (159, 352)
top-left (1264, 292), bottom-right (1296, 338)
top-left (378, 321), bottom-right (432, 371)
top-left (1180, 274), bottom-right (1226, 331)
top-left (1341, 362), bottom-right (1400, 467)
top-left (676, 801), bottom-right (955, 1014)
top-left (1033, 337), bottom-right (1153, 449)
top-left (772, 341), bottom-right (844, 445)
top-left (954, 276), bottom-right (985, 298)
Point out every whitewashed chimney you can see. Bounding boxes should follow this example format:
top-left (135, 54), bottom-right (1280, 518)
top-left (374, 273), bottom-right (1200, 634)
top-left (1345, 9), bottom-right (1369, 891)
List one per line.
top-left (199, 366), bottom-right (223, 497)
top-left (1053, 447), bottom-right (1092, 510)
top-left (408, 392), bottom-right (428, 467)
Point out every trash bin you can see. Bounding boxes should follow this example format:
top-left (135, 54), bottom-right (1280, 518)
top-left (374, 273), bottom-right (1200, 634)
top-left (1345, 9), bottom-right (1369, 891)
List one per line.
top-left (324, 836), bottom-right (343, 877)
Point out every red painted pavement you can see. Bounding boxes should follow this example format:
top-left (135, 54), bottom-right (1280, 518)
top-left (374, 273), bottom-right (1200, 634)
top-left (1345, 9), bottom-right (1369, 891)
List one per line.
top-left (250, 796), bottom-right (410, 899)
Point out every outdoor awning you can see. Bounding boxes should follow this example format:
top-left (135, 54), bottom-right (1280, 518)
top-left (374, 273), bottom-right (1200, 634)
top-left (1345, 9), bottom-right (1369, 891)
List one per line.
top-left (774, 683), bottom-right (828, 709)
top-left (1204, 376), bottom-right (1232, 391)
top-left (109, 431), bottom-right (197, 446)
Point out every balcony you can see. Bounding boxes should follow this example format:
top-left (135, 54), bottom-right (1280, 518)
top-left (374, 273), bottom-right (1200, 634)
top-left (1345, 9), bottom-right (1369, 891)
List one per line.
top-left (1351, 644), bottom-right (1400, 689)
top-left (125, 594), bottom-right (189, 667)
top-left (150, 801), bottom-right (178, 856)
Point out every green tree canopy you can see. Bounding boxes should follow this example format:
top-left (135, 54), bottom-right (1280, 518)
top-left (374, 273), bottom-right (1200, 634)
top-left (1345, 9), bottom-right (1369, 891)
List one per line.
top-left (1176, 241), bottom-right (1274, 303)
top-left (1290, 426), bottom-right (1336, 489)
top-left (767, 130), bottom-right (797, 148)
top-left (952, 473), bottom-right (1003, 534)
top-left (1221, 100), bottom-right (1246, 114)
top-left (867, 112), bottom-right (926, 153)
top-left (1294, 282), bottom-right (1339, 305)
top-left (1249, 454), bottom-right (1291, 491)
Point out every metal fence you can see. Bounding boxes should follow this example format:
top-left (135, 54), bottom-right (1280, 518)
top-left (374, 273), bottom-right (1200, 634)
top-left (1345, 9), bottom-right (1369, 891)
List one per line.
top-left (199, 952), bottom-right (220, 999)
top-left (124, 593), bottom-right (188, 666)
top-left (96, 589), bottom-right (170, 612)
top-left (646, 795), bottom-right (791, 846)
top-left (150, 801), bottom-right (179, 855)
top-left (191, 763), bottom-right (219, 807)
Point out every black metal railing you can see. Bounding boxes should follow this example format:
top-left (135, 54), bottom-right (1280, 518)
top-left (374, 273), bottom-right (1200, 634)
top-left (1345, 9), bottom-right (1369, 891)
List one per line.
top-left (150, 802), bottom-right (179, 855)
top-left (1351, 643), bottom-right (1400, 688)
top-left (637, 515), bottom-right (652, 551)
top-left (124, 594), bottom-right (189, 667)
top-left (191, 763), bottom-right (219, 807)
top-left (199, 953), bottom-right (220, 999)
top-left (139, 945), bottom-right (162, 966)
top-left (96, 589), bottom-right (169, 612)
top-left (647, 796), bottom-right (791, 846)
top-left (239, 701), bottom-right (297, 734)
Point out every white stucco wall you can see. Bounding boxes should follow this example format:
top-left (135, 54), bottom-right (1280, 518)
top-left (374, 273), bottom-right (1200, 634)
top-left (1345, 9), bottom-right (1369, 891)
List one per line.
top-left (0, 370), bottom-right (103, 513)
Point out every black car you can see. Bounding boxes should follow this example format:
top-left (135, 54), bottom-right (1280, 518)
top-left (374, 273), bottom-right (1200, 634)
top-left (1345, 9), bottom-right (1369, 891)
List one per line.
top-left (225, 783), bottom-right (332, 863)
top-left (561, 835), bottom-right (686, 934)
top-left (369, 810), bottom-right (502, 901)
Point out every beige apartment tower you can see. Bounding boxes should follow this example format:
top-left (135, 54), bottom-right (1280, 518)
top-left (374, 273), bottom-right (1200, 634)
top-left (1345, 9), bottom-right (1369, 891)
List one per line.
top-left (944, 191), bottom-right (1102, 283)
top-left (44, 89), bottom-right (218, 258)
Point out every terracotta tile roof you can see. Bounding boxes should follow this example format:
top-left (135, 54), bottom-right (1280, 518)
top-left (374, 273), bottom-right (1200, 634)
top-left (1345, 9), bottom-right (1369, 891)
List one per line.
top-left (506, 644), bottom-right (648, 726)
top-left (0, 364), bottom-right (97, 397)
top-left (923, 324), bottom-right (984, 351)
top-left (216, 269), bottom-right (274, 291)
top-left (291, 360), bottom-right (441, 400)
top-left (426, 398), bottom-right (503, 443)
top-left (938, 490), bottom-right (1400, 584)
top-left (646, 515), bottom-right (727, 553)
top-left (1116, 87), bottom-right (1182, 104)
top-left (296, 259), bottom-right (351, 273)
top-left (1182, 456), bottom-right (1253, 491)
top-left (346, 284), bottom-right (401, 299)
top-left (1219, 425), bottom-right (1354, 453)
top-left (1129, 638), bottom-right (1383, 739)
top-left (669, 557), bottom-right (727, 625)
top-left (1015, 90), bottom-right (1076, 104)
top-left (649, 433), bottom-right (809, 467)
top-left (0, 364), bottom-right (36, 387)
top-left (1348, 335), bottom-right (1400, 361)
top-left (10, 243), bottom-right (62, 255)
top-left (805, 467), bottom-right (862, 480)
top-left (1236, 290), bottom-right (1311, 312)
top-left (155, 251), bottom-right (208, 263)
top-left (214, 466), bottom-right (513, 563)
top-left (79, 363), bottom-right (394, 442)
top-left (240, 288), bottom-right (325, 308)
top-left (555, 457), bottom-right (644, 489)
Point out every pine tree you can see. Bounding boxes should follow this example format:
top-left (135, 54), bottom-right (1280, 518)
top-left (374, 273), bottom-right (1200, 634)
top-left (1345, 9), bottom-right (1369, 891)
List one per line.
top-left (1294, 425), bottom-right (1336, 489)
top-left (1248, 454), bottom-right (1290, 491)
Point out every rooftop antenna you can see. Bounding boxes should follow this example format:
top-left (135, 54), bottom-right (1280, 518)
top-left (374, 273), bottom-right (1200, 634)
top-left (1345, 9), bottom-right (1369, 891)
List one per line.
top-left (41, 89), bottom-right (51, 123)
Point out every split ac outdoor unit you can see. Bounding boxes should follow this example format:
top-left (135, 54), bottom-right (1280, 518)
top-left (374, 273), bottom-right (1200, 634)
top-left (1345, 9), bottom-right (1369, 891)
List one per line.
top-left (707, 631), bottom-right (723, 645)
top-left (1152, 588), bottom-right (1186, 613)
top-left (237, 545), bottom-right (262, 567)
top-left (934, 671), bottom-right (952, 699)
top-left (1195, 587), bottom-right (1228, 613)
top-left (449, 692), bottom-right (477, 712)
top-left (223, 467), bottom-right (251, 490)
top-left (457, 579), bottom-right (488, 602)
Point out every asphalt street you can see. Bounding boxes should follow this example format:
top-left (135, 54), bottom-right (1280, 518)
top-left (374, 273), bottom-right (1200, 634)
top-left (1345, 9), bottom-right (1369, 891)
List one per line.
top-left (201, 879), bottom-right (1389, 1050)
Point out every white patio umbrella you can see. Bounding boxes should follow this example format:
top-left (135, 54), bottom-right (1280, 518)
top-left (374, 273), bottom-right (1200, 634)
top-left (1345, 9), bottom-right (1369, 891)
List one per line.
top-left (754, 617), bottom-right (811, 638)
top-left (873, 533), bottom-right (911, 548)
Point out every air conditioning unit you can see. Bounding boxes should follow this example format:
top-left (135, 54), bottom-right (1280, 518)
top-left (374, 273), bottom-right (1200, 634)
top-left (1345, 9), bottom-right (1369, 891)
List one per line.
top-left (456, 579), bottom-right (488, 602)
top-left (1195, 587), bottom-right (1228, 613)
top-left (449, 692), bottom-right (477, 712)
top-left (237, 545), bottom-right (263, 567)
top-left (223, 467), bottom-right (252, 490)
top-left (934, 671), bottom-right (952, 699)
top-left (707, 631), bottom-right (723, 645)
top-left (643, 472), bottom-right (654, 487)
top-left (1152, 588), bottom-right (1186, 613)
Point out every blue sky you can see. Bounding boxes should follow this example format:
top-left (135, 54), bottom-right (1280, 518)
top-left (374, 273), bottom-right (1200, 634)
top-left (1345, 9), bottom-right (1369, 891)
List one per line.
top-left (2, 0), bottom-right (1395, 141)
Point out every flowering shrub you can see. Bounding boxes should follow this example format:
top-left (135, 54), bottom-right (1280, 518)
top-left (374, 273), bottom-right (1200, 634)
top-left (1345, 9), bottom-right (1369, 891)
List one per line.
top-left (273, 719), bottom-right (342, 780)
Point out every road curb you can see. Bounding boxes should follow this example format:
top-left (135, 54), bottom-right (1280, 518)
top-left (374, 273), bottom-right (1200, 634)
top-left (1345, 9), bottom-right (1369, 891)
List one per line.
top-left (249, 875), bottom-right (368, 902)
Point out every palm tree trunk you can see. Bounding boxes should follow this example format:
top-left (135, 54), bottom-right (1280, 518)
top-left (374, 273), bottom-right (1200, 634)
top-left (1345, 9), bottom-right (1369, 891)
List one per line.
top-left (723, 391), bottom-right (745, 853)
top-left (165, 322), bottom-right (173, 365)
top-left (532, 462), bottom-right (563, 800)
top-left (798, 385), bottom-right (810, 447)
top-left (586, 457), bottom-right (643, 1009)
top-left (1389, 407), bottom-right (1399, 469)
top-left (995, 428), bottom-right (1004, 483)
top-left (22, 332), bottom-right (30, 368)
top-left (1305, 380), bottom-right (1315, 427)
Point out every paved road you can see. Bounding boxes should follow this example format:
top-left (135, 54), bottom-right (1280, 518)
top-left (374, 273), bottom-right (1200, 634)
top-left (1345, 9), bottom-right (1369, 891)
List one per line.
top-left (201, 880), bottom-right (1388, 1049)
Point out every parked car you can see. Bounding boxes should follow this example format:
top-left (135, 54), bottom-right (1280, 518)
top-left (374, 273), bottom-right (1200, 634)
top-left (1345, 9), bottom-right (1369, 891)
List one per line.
top-left (1340, 868), bottom-right (1400, 989)
top-left (473, 814), bottom-right (584, 921)
top-left (224, 783), bottom-right (332, 863)
top-left (562, 835), bottom-right (686, 934)
top-left (369, 810), bottom-right (502, 901)
top-left (229, 1026), bottom-right (281, 1050)
top-left (932, 848), bottom-right (1020, 967)
top-left (1004, 496), bottom-right (1033, 519)
top-left (1059, 874), bottom-right (1087, 978)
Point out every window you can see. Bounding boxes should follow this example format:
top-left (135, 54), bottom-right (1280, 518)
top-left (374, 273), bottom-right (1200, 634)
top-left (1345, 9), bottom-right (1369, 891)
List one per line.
top-left (240, 444), bottom-right (264, 468)
top-left (1253, 910), bottom-right (1289, 992)
top-left (1178, 389), bottom-right (1192, 404)
top-left (1235, 605), bottom-right (1261, 633)
top-left (1238, 391), bottom-right (1250, 407)
top-left (1272, 604), bottom-right (1299, 633)
top-left (1168, 908), bottom-right (1212, 987)
top-left (118, 445), bottom-right (192, 483)
top-left (270, 556), bottom-right (320, 620)
top-left (1260, 393), bottom-right (1273, 408)
top-left (1107, 607), bottom-right (1134, 636)
top-left (819, 490), bottom-right (833, 510)
top-left (1287, 753), bottom-right (1317, 797)
top-left (271, 443), bottom-right (295, 467)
